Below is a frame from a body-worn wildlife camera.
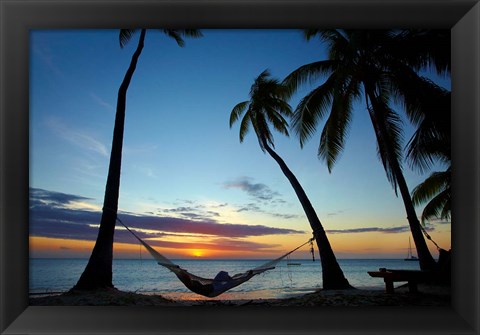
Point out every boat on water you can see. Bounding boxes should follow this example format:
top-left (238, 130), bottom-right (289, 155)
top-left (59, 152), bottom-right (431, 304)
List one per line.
top-left (404, 237), bottom-right (419, 261)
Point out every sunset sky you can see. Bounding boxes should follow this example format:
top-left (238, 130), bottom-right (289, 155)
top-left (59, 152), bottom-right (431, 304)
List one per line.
top-left (29, 30), bottom-right (451, 260)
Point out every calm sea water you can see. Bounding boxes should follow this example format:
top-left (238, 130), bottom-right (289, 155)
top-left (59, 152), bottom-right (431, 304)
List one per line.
top-left (29, 258), bottom-right (420, 300)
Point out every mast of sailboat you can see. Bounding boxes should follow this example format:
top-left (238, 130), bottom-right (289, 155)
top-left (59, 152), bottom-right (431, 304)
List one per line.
top-left (405, 236), bottom-right (419, 261)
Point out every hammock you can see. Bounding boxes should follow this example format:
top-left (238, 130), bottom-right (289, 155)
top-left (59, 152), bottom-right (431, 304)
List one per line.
top-left (117, 218), bottom-right (314, 298)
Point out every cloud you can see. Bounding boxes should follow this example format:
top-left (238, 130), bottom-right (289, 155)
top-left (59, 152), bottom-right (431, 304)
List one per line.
top-left (32, 44), bottom-right (64, 78)
top-left (224, 177), bottom-right (280, 201)
top-left (327, 210), bottom-right (345, 217)
top-left (90, 93), bottom-right (114, 111)
top-left (326, 226), bottom-right (435, 234)
top-left (157, 204), bottom-right (222, 222)
top-left (30, 188), bottom-right (305, 245)
top-left (46, 118), bottom-right (108, 157)
top-left (271, 213), bottom-right (301, 220)
top-left (237, 203), bottom-right (262, 213)
top-left (133, 238), bottom-right (281, 253)
top-left (30, 188), bottom-right (93, 208)
top-left (223, 177), bottom-right (300, 220)
top-left (133, 165), bottom-right (158, 179)
top-left (236, 202), bottom-right (300, 220)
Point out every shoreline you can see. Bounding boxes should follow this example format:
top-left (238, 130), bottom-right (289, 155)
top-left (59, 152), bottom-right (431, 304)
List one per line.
top-left (29, 283), bottom-right (450, 307)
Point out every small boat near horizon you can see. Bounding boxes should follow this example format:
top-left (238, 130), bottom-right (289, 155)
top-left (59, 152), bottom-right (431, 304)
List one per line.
top-left (404, 237), bottom-right (419, 261)
top-left (287, 262), bottom-right (301, 266)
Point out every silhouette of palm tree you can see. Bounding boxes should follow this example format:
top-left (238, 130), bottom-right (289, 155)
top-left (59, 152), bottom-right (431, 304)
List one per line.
top-left (74, 29), bottom-right (202, 290)
top-left (230, 70), bottom-right (351, 289)
top-left (284, 30), bottom-right (449, 270)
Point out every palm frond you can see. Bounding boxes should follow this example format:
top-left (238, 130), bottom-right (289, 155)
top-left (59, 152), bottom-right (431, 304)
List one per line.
top-left (406, 121), bottom-right (450, 173)
top-left (304, 29), bottom-right (344, 42)
top-left (420, 188), bottom-right (450, 224)
top-left (388, 62), bottom-right (450, 127)
top-left (304, 29), bottom-right (322, 41)
top-left (283, 60), bottom-right (337, 96)
top-left (160, 29), bottom-right (203, 47)
top-left (238, 112), bottom-right (251, 143)
top-left (390, 29), bottom-right (451, 76)
top-left (440, 191), bottom-right (451, 220)
top-left (265, 107), bottom-right (290, 137)
top-left (367, 97), bottom-right (404, 193)
top-left (230, 101), bottom-right (249, 128)
top-left (304, 30), bottom-right (350, 60)
top-left (269, 98), bottom-right (293, 117)
top-left (291, 72), bottom-right (342, 147)
top-left (119, 29), bottom-right (139, 48)
top-left (411, 165), bottom-right (450, 224)
top-left (404, 89), bottom-right (450, 173)
top-left (120, 29), bottom-right (202, 49)
top-left (318, 77), bottom-right (357, 171)
top-left (411, 170), bottom-right (450, 206)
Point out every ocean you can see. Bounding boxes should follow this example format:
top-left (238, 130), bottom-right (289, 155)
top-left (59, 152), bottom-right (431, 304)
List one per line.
top-left (29, 258), bottom-right (421, 300)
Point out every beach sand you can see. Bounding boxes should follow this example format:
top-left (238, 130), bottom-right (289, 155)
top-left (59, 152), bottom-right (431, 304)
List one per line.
top-left (29, 283), bottom-right (450, 307)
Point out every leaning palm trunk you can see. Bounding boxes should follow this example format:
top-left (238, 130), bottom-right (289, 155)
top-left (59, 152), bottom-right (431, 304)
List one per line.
top-left (393, 164), bottom-right (437, 270)
top-left (262, 140), bottom-right (352, 289)
top-left (74, 29), bottom-right (147, 290)
top-left (365, 86), bottom-right (437, 271)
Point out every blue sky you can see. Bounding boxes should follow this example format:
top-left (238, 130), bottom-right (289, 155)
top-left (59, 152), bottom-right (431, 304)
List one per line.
top-left (29, 29), bottom-right (451, 259)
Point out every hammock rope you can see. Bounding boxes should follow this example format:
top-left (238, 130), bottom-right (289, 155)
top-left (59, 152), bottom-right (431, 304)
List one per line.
top-left (419, 223), bottom-right (442, 250)
top-left (117, 217), bottom-right (314, 298)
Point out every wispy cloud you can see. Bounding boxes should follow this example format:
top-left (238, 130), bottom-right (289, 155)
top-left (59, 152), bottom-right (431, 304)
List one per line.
top-left (326, 226), bottom-right (435, 234)
top-left (223, 177), bottom-right (280, 201)
top-left (236, 202), bottom-right (300, 220)
top-left (157, 202), bottom-right (222, 222)
top-left (46, 118), bottom-right (108, 157)
top-left (123, 144), bottom-right (159, 156)
top-left (90, 93), bottom-right (114, 111)
top-left (30, 188), bottom-right (93, 208)
top-left (237, 203), bottom-right (262, 213)
top-left (133, 165), bottom-right (158, 179)
top-left (271, 213), bottom-right (301, 220)
top-left (32, 44), bottom-right (64, 78)
top-left (327, 210), bottom-right (345, 217)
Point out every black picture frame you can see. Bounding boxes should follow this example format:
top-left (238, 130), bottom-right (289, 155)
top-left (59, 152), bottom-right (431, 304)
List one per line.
top-left (1, 1), bottom-right (478, 334)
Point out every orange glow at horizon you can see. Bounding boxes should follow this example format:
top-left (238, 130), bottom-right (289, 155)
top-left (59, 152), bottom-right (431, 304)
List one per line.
top-left (191, 249), bottom-right (205, 257)
top-left (29, 226), bottom-right (451, 260)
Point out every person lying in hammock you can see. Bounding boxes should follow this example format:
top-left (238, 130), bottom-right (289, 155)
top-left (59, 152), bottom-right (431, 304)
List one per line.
top-left (173, 268), bottom-right (255, 298)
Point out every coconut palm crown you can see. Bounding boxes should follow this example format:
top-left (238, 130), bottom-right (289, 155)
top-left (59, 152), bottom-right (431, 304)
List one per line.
top-left (230, 70), bottom-right (292, 150)
top-left (284, 29), bottom-right (449, 270)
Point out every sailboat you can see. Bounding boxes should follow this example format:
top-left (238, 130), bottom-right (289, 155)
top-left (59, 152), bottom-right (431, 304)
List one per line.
top-left (404, 237), bottom-right (419, 261)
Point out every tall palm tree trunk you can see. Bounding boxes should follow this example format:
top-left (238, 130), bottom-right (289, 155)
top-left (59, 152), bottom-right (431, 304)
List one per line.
top-left (391, 160), bottom-right (437, 270)
top-left (262, 141), bottom-right (352, 289)
top-left (364, 86), bottom-right (437, 271)
top-left (74, 29), bottom-right (147, 290)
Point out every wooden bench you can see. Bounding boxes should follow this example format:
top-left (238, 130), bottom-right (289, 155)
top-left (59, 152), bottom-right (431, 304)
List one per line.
top-left (368, 268), bottom-right (433, 293)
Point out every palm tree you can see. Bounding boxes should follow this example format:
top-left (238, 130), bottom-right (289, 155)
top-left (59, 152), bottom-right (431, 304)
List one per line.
top-left (230, 70), bottom-right (351, 289)
top-left (74, 29), bottom-right (202, 290)
top-left (284, 30), bottom-right (449, 271)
